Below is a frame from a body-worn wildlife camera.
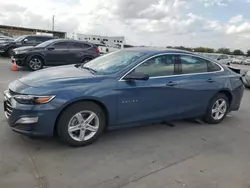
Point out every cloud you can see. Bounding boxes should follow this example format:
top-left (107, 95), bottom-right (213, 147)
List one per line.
top-left (0, 0), bottom-right (249, 50)
top-left (229, 15), bottom-right (243, 23)
top-left (201, 0), bottom-right (232, 7)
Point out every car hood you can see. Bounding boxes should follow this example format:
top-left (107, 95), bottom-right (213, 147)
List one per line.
top-left (14, 46), bottom-right (34, 51)
top-left (16, 65), bottom-right (100, 88)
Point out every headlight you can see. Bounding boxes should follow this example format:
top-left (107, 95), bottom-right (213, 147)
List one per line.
top-left (14, 95), bottom-right (55, 105)
top-left (15, 50), bottom-right (28, 54)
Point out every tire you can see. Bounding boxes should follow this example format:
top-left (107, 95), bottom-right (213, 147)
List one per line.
top-left (204, 93), bottom-right (229, 124)
top-left (57, 101), bottom-right (106, 147)
top-left (7, 47), bottom-right (15, 57)
top-left (81, 57), bottom-right (92, 64)
top-left (27, 56), bottom-right (44, 71)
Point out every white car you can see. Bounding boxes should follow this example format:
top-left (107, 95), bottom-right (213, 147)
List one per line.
top-left (243, 58), bottom-right (250, 65)
top-left (231, 58), bottom-right (243, 64)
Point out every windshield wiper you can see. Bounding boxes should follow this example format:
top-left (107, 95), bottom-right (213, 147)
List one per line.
top-left (80, 66), bottom-right (97, 74)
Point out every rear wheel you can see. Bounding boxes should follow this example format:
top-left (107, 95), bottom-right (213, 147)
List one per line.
top-left (28, 56), bottom-right (44, 71)
top-left (57, 101), bottom-right (106, 147)
top-left (204, 93), bottom-right (229, 124)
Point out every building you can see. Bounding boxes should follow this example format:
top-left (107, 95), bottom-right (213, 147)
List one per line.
top-left (0, 25), bottom-right (66, 38)
top-left (75, 33), bottom-right (125, 48)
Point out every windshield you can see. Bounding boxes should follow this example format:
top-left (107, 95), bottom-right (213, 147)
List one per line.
top-left (14, 36), bottom-right (26, 42)
top-left (83, 50), bottom-right (146, 75)
top-left (36, 39), bottom-right (56, 47)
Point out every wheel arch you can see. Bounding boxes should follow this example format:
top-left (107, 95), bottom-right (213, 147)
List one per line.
top-left (81, 55), bottom-right (94, 63)
top-left (217, 89), bottom-right (233, 106)
top-left (26, 53), bottom-right (46, 65)
top-left (53, 98), bottom-right (109, 135)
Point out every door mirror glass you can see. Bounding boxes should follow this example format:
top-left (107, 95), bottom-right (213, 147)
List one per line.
top-left (23, 38), bottom-right (28, 43)
top-left (124, 72), bottom-right (149, 81)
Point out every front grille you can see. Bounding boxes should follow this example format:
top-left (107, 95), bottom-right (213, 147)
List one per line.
top-left (5, 100), bottom-right (13, 118)
top-left (4, 90), bottom-right (14, 119)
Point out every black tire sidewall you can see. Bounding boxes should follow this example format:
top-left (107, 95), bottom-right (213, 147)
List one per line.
top-left (204, 93), bottom-right (229, 124)
top-left (28, 56), bottom-right (44, 71)
top-left (7, 47), bottom-right (15, 57)
top-left (57, 102), bottom-right (106, 147)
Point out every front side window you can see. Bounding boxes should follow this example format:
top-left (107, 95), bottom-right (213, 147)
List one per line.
top-left (180, 55), bottom-right (208, 74)
top-left (25, 36), bottom-right (37, 44)
top-left (134, 55), bottom-right (175, 77)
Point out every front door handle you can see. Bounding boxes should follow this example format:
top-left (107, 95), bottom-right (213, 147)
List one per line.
top-left (166, 81), bottom-right (177, 87)
top-left (207, 78), bottom-right (215, 83)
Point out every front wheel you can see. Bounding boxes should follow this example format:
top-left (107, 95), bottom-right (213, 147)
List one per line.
top-left (28, 56), bottom-right (44, 71)
top-left (57, 102), bottom-right (106, 147)
top-left (204, 93), bottom-right (229, 124)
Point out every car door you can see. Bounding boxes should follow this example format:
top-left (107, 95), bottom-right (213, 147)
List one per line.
top-left (67, 42), bottom-right (87, 64)
top-left (116, 54), bottom-right (181, 125)
top-left (45, 41), bottom-right (71, 65)
top-left (173, 54), bottom-right (223, 118)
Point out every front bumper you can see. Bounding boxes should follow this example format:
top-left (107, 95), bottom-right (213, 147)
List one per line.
top-left (12, 53), bottom-right (27, 66)
top-left (3, 90), bottom-right (60, 137)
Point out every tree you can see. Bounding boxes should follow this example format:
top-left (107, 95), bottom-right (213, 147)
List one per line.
top-left (193, 47), bottom-right (214, 53)
top-left (246, 50), bottom-right (250, 56)
top-left (216, 48), bottom-right (231, 55)
top-left (233, 49), bottom-right (244, 56)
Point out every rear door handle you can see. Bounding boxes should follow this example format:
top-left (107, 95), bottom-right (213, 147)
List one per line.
top-left (166, 81), bottom-right (177, 87)
top-left (207, 78), bottom-right (215, 83)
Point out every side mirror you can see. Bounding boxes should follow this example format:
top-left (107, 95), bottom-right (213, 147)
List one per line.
top-left (124, 72), bottom-right (149, 81)
top-left (47, 46), bottom-right (55, 51)
top-left (23, 38), bottom-right (28, 43)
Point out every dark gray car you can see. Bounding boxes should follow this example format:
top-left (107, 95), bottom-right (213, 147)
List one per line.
top-left (0, 35), bottom-right (55, 57)
top-left (12, 39), bottom-right (100, 71)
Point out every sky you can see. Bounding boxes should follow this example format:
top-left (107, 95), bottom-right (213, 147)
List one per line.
top-left (1, 0), bottom-right (250, 50)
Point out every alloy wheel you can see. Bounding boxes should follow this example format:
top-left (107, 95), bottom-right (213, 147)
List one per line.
top-left (29, 58), bottom-right (42, 70)
top-left (68, 110), bottom-right (99, 142)
top-left (211, 98), bottom-right (227, 120)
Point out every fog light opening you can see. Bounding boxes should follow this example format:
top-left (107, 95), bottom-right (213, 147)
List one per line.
top-left (15, 117), bottom-right (38, 124)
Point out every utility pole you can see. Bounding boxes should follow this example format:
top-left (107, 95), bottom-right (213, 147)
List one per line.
top-left (52, 15), bottom-right (55, 31)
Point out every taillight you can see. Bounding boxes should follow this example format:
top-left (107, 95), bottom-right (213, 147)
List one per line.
top-left (96, 47), bottom-right (100, 53)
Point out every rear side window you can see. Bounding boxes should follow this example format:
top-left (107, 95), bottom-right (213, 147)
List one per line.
top-left (52, 42), bottom-right (69, 49)
top-left (180, 55), bottom-right (208, 74)
top-left (68, 42), bottom-right (91, 49)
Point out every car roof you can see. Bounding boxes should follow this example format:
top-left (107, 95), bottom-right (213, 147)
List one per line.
top-left (50, 39), bottom-right (95, 45)
top-left (20, 35), bottom-right (55, 38)
top-left (122, 47), bottom-right (197, 56)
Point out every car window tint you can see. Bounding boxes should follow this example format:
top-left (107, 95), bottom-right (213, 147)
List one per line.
top-left (180, 55), bottom-right (208, 74)
top-left (207, 61), bottom-right (221, 72)
top-left (134, 55), bottom-right (175, 77)
top-left (36, 37), bottom-right (53, 43)
top-left (25, 36), bottom-right (37, 44)
top-left (68, 42), bottom-right (91, 49)
top-left (52, 42), bottom-right (69, 49)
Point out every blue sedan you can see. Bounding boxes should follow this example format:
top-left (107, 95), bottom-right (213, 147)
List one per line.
top-left (4, 48), bottom-right (244, 146)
